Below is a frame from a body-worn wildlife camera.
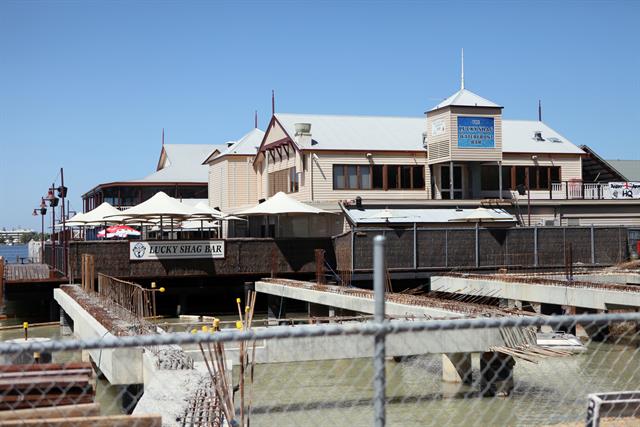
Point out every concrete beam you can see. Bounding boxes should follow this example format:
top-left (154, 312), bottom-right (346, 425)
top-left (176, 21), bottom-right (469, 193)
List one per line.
top-left (255, 281), bottom-right (464, 319)
top-left (545, 273), bottom-right (640, 286)
top-left (184, 323), bottom-right (507, 364)
top-left (53, 288), bottom-right (143, 385)
top-left (431, 276), bottom-right (640, 311)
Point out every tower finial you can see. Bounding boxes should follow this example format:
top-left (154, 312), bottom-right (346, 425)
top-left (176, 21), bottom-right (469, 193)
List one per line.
top-left (162, 128), bottom-right (164, 146)
top-left (271, 90), bottom-right (275, 116)
top-left (461, 48), bottom-right (465, 90)
top-left (538, 100), bottom-right (542, 121)
top-left (254, 110), bottom-right (258, 128)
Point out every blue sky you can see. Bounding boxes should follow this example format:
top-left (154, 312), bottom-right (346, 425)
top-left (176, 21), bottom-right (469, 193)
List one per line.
top-left (1, 1), bottom-right (639, 229)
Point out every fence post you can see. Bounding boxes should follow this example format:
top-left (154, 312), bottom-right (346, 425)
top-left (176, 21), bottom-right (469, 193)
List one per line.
top-left (373, 235), bottom-right (386, 427)
top-left (445, 229), bottom-right (449, 268)
top-left (475, 222), bottom-right (479, 268)
top-left (350, 230), bottom-right (355, 272)
top-left (534, 227), bottom-right (538, 267)
top-left (591, 226), bottom-right (595, 265)
top-left (413, 223), bottom-right (417, 270)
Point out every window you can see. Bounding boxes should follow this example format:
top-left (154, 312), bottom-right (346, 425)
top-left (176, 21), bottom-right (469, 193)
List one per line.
top-left (388, 166), bottom-right (399, 189)
top-left (502, 166), bottom-right (561, 191)
top-left (333, 165), bottom-right (346, 190)
top-left (372, 165), bottom-right (384, 189)
top-left (289, 167), bottom-right (299, 193)
top-left (481, 166), bottom-right (499, 191)
top-left (269, 167), bottom-right (298, 196)
top-left (361, 166), bottom-right (371, 189)
top-left (333, 164), bottom-right (425, 190)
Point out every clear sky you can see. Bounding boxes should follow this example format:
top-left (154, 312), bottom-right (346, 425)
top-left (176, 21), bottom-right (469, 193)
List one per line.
top-left (1, 1), bottom-right (639, 229)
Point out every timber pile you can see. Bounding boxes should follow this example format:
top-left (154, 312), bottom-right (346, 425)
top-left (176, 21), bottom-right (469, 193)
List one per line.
top-left (0, 362), bottom-right (94, 410)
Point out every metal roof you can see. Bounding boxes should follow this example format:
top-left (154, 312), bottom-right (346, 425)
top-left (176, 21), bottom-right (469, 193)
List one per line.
top-left (502, 121), bottom-right (584, 154)
top-left (606, 160), bottom-right (640, 181)
top-left (344, 207), bottom-right (515, 225)
top-left (274, 113), bottom-right (427, 151)
top-left (215, 128), bottom-right (265, 158)
top-left (273, 113), bottom-right (583, 155)
top-left (429, 88), bottom-right (501, 112)
top-left (134, 144), bottom-right (224, 183)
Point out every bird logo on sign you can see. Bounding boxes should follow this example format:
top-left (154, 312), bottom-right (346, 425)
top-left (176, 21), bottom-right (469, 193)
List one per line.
top-left (132, 243), bottom-right (146, 259)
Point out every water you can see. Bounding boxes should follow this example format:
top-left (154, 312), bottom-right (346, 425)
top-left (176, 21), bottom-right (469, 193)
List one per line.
top-left (243, 341), bottom-right (640, 426)
top-left (0, 244), bottom-right (28, 263)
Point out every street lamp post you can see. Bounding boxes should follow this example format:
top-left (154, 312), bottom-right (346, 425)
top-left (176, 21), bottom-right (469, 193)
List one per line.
top-left (33, 199), bottom-right (47, 263)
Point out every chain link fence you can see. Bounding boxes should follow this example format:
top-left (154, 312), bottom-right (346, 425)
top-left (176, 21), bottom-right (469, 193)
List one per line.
top-left (0, 312), bottom-right (638, 426)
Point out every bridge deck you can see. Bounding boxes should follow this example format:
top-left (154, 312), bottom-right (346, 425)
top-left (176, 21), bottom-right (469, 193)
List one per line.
top-left (3, 264), bottom-right (53, 283)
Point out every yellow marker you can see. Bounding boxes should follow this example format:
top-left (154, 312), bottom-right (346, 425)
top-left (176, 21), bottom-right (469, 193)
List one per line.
top-left (159, 287), bottom-right (165, 293)
top-left (23, 322), bottom-right (28, 340)
top-left (236, 298), bottom-right (241, 304)
top-left (235, 320), bottom-right (243, 330)
top-left (245, 306), bottom-right (250, 313)
top-left (213, 318), bottom-right (220, 331)
top-left (201, 325), bottom-right (209, 332)
top-left (151, 282), bottom-right (156, 289)
top-left (23, 322), bottom-right (28, 329)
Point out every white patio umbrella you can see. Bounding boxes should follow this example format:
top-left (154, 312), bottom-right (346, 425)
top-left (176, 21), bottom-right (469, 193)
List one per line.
top-left (108, 191), bottom-right (199, 240)
top-left (77, 202), bottom-right (130, 224)
top-left (235, 192), bottom-right (333, 216)
top-left (112, 191), bottom-right (198, 219)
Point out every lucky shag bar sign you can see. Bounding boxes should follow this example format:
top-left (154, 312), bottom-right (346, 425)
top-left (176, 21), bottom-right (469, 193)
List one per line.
top-left (457, 116), bottom-right (495, 148)
top-left (130, 240), bottom-right (225, 260)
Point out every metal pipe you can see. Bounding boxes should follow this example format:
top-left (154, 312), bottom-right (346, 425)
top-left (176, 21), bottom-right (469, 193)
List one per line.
top-left (373, 235), bottom-right (386, 427)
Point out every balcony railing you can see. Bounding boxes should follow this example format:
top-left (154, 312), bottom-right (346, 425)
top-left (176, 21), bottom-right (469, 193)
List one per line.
top-left (547, 181), bottom-right (630, 200)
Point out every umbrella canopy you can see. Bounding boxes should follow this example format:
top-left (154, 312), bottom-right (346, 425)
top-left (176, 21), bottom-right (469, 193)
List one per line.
top-left (111, 191), bottom-right (198, 219)
top-left (190, 201), bottom-right (224, 219)
top-left (98, 225), bottom-right (141, 238)
top-left (235, 192), bottom-right (333, 216)
top-left (77, 202), bottom-right (129, 224)
top-left (448, 207), bottom-right (515, 223)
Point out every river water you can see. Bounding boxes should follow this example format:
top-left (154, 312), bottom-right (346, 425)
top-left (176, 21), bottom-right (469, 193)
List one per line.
top-left (0, 244), bottom-right (28, 262)
top-left (243, 340), bottom-right (639, 426)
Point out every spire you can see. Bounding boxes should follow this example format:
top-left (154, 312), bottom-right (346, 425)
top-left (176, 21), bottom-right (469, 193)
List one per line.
top-left (254, 110), bottom-right (258, 128)
top-left (271, 90), bottom-right (275, 116)
top-left (460, 48), bottom-right (465, 90)
top-left (538, 100), bottom-right (542, 121)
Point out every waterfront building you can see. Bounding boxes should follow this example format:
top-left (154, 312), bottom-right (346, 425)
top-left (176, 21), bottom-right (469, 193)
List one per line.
top-left (82, 142), bottom-right (224, 212)
top-left (210, 84), bottom-right (640, 228)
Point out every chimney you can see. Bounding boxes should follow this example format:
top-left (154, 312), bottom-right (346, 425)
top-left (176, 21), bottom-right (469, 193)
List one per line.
top-left (294, 123), bottom-right (312, 147)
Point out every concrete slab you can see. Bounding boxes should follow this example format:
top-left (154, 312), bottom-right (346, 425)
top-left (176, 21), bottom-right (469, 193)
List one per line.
top-left (255, 281), bottom-right (466, 319)
top-left (431, 275), bottom-right (640, 311)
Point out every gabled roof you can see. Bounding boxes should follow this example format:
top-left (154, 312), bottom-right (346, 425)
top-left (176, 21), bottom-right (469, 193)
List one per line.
top-left (134, 144), bottom-right (223, 183)
top-left (204, 128), bottom-right (265, 163)
top-left (273, 113), bottom-right (427, 152)
top-left (606, 160), bottom-right (640, 181)
top-left (580, 145), bottom-right (628, 182)
top-left (502, 121), bottom-right (584, 154)
top-left (429, 88), bottom-right (501, 112)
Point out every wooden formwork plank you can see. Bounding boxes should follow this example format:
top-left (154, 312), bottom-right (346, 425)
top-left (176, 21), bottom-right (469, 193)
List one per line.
top-left (0, 403), bottom-right (100, 420)
top-left (0, 414), bottom-right (162, 427)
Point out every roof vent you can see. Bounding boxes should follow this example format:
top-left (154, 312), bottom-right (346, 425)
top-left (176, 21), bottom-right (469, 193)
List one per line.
top-left (533, 131), bottom-right (545, 141)
top-left (227, 142), bottom-right (235, 147)
top-left (547, 137), bottom-right (562, 143)
top-left (294, 123), bottom-right (312, 135)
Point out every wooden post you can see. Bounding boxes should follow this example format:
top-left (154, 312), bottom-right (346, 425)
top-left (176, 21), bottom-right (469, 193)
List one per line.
top-left (0, 257), bottom-right (4, 309)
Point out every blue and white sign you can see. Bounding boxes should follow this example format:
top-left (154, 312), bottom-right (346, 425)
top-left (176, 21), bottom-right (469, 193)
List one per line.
top-left (457, 117), bottom-right (495, 148)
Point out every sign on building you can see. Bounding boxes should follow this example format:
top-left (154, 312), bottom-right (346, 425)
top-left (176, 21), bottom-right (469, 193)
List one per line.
top-left (431, 118), bottom-right (446, 136)
top-left (129, 240), bottom-right (225, 260)
top-left (608, 182), bottom-right (640, 199)
top-left (457, 117), bottom-right (495, 148)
